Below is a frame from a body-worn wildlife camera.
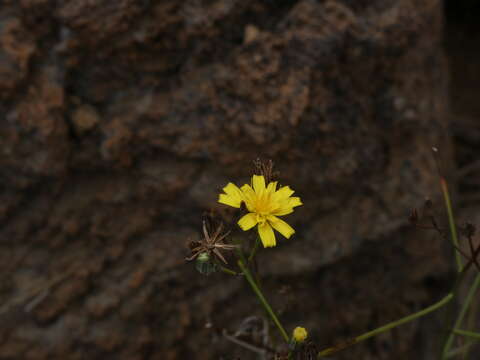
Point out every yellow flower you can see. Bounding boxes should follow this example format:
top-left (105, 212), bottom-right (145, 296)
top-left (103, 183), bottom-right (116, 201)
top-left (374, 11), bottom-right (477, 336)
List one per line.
top-left (292, 326), bottom-right (308, 342)
top-left (218, 175), bottom-right (302, 248)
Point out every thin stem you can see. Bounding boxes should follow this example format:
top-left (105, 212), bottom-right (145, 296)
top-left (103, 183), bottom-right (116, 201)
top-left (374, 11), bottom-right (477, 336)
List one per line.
top-left (440, 178), bottom-right (463, 272)
top-left (445, 341), bottom-right (477, 358)
top-left (212, 258), bottom-right (242, 276)
top-left (248, 237), bottom-right (260, 263)
top-left (439, 261), bottom-right (477, 358)
top-left (453, 329), bottom-right (480, 340)
top-left (237, 259), bottom-right (289, 343)
top-left (219, 265), bottom-right (241, 276)
top-left (317, 293), bottom-right (453, 358)
top-left (223, 329), bottom-right (267, 355)
top-left (463, 281), bottom-right (480, 360)
top-left (442, 274), bottom-right (480, 358)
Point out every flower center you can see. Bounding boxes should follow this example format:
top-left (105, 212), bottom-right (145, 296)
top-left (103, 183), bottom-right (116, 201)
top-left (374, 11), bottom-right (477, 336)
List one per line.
top-left (252, 193), bottom-right (272, 222)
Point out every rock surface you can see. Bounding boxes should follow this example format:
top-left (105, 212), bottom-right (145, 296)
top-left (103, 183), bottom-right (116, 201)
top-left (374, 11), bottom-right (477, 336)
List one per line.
top-left (0, 0), bottom-right (451, 359)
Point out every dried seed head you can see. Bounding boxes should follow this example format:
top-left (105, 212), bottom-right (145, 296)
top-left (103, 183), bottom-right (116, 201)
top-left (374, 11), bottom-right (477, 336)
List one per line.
top-left (186, 218), bottom-right (236, 266)
top-left (253, 158), bottom-right (278, 184)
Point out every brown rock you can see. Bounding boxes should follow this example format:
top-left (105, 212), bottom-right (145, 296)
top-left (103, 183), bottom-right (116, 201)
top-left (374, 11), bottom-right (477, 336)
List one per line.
top-left (0, 18), bottom-right (36, 94)
top-left (71, 105), bottom-right (100, 134)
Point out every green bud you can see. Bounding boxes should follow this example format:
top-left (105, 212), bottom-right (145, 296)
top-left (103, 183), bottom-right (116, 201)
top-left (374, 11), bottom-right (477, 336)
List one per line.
top-left (197, 252), bottom-right (210, 263)
top-left (195, 252), bottom-right (217, 275)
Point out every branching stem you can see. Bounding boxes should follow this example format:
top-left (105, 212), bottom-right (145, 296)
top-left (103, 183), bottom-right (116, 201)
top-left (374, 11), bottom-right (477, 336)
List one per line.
top-left (317, 293), bottom-right (453, 358)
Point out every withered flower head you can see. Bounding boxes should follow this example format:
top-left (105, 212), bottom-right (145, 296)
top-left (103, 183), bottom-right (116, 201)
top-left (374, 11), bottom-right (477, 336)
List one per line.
top-left (254, 158), bottom-right (278, 184)
top-left (186, 219), bottom-right (237, 264)
top-left (275, 340), bottom-right (318, 360)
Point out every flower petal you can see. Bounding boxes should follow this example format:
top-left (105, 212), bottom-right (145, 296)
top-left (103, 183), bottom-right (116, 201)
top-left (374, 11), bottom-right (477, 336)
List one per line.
top-left (218, 183), bottom-right (243, 208)
top-left (289, 197), bottom-right (303, 208)
top-left (271, 207), bottom-right (294, 216)
top-left (240, 184), bottom-right (255, 212)
top-left (268, 215), bottom-right (295, 238)
top-left (271, 196), bottom-right (302, 216)
top-left (241, 184), bottom-right (255, 198)
top-left (266, 181), bottom-right (277, 194)
top-left (223, 182), bottom-right (243, 198)
top-left (258, 222), bottom-right (276, 247)
top-left (272, 186), bottom-right (294, 201)
top-left (252, 175), bottom-right (266, 194)
top-left (218, 194), bottom-right (239, 208)
top-left (238, 213), bottom-right (258, 231)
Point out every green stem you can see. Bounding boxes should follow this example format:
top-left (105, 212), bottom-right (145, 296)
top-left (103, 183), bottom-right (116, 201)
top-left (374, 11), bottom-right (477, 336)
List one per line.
top-left (212, 258), bottom-right (241, 276)
top-left (442, 274), bottom-right (480, 358)
top-left (463, 280), bottom-right (480, 360)
top-left (237, 259), bottom-right (289, 343)
top-left (317, 293), bottom-right (453, 358)
top-left (219, 265), bottom-right (241, 276)
top-left (248, 237), bottom-right (260, 263)
top-left (445, 341), bottom-right (477, 359)
top-left (440, 178), bottom-right (463, 272)
top-left (453, 329), bottom-right (480, 340)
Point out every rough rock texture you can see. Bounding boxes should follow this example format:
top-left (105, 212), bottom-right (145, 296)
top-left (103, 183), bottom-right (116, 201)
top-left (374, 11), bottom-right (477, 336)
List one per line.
top-left (0, 0), bottom-right (452, 359)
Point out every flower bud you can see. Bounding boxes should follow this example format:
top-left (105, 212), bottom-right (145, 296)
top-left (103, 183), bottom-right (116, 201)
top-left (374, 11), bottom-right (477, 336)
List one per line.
top-left (292, 326), bottom-right (308, 343)
top-left (195, 252), bottom-right (217, 275)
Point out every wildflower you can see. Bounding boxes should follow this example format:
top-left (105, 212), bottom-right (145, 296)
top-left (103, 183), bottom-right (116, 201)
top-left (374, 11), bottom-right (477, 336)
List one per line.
top-left (218, 175), bottom-right (302, 248)
top-left (292, 326), bottom-right (308, 343)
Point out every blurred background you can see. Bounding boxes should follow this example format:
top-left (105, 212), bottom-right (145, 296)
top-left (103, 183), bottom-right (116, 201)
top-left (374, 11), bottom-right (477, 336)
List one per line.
top-left (0, 0), bottom-right (479, 359)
